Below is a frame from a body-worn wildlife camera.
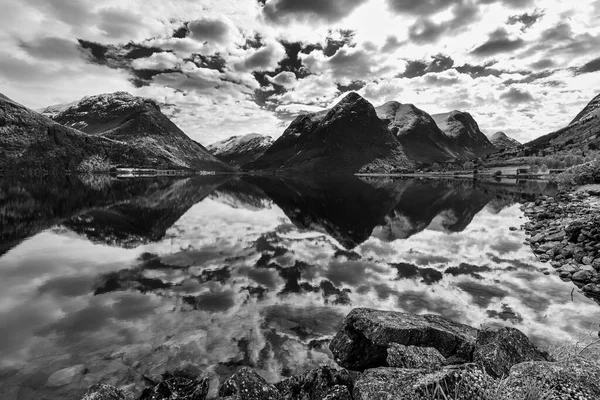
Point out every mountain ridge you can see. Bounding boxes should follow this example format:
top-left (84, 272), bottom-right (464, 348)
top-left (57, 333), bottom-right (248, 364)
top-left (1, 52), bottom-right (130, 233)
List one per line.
top-left (207, 133), bottom-right (274, 167)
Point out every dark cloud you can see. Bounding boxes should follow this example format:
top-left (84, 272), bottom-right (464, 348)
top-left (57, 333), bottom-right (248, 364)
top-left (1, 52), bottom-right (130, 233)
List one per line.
top-left (386, 0), bottom-right (456, 15)
top-left (261, 0), bottom-right (369, 23)
top-left (507, 10), bottom-right (544, 31)
top-left (408, 2), bottom-right (480, 44)
top-left (188, 17), bottom-right (231, 43)
top-left (428, 53), bottom-right (455, 72)
top-left (381, 36), bottom-right (403, 53)
top-left (576, 57), bottom-right (600, 75)
top-left (471, 28), bottom-right (525, 56)
top-left (20, 37), bottom-right (86, 61)
top-left (457, 281), bottom-right (508, 308)
top-left (185, 53), bottom-right (227, 72)
top-left (172, 24), bottom-right (189, 39)
top-left (529, 59), bottom-right (555, 70)
top-left (402, 60), bottom-right (428, 78)
top-left (77, 39), bottom-right (177, 87)
top-left (323, 30), bottom-right (356, 56)
top-left (502, 70), bottom-right (554, 85)
top-left (390, 262), bottom-right (443, 285)
top-left (400, 54), bottom-right (454, 78)
top-left (244, 32), bottom-right (265, 50)
top-left (337, 80), bottom-right (367, 92)
top-left (500, 87), bottom-right (534, 103)
top-left (486, 303), bottom-right (523, 323)
top-left (455, 61), bottom-right (506, 78)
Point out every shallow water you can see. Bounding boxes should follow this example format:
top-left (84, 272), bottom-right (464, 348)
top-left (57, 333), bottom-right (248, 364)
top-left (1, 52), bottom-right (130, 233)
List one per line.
top-left (0, 175), bottom-right (597, 399)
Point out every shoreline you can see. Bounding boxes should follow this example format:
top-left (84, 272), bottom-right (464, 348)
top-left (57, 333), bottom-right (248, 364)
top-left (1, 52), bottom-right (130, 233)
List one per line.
top-left (521, 185), bottom-right (600, 305)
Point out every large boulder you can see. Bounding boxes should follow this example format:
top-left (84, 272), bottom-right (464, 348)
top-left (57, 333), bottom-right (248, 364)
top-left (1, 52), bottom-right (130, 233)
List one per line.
top-left (505, 360), bottom-right (600, 398)
top-left (274, 365), bottom-right (353, 400)
top-left (329, 308), bottom-right (478, 370)
top-left (139, 377), bottom-right (209, 400)
top-left (386, 344), bottom-right (444, 369)
top-left (80, 384), bottom-right (133, 400)
top-left (473, 327), bottom-right (551, 378)
top-left (219, 367), bottom-right (281, 400)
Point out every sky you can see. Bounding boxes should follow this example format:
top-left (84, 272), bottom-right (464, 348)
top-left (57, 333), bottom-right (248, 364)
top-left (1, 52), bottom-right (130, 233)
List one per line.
top-left (1, 0), bottom-right (600, 145)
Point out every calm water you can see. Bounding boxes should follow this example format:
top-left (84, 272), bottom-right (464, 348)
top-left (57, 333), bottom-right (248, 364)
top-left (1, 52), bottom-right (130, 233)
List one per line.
top-left (0, 175), bottom-right (598, 399)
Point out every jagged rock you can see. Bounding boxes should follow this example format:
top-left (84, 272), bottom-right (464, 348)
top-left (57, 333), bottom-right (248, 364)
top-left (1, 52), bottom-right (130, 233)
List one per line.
top-left (431, 111), bottom-right (496, 157)
top-left (489, 132), bottom-right (521, 150)
top-left (573, 270), bottom-right (594, 281)
top-left (247, 93), bottom-right (412, 173)
top-left (472, 327), bottom-right (550, 378)
top-left (321, 385), bottom-right (352, 400)
top-left (329, 308), bottom-right (477, 370)
top-left (385, 344), bottom-right (444, 369)
top-left (207, 134), bottom-right (273, 167)
top-left (139, 377), bottom-right (209, 400)
top-left (506, 360), bottom-right (600, 399)
top-left (219, 367), bottom-right (281, 400)
top-left (80, 384), bottom-right (133, 400)
top-left (274, 365), bottom-right (352, 400)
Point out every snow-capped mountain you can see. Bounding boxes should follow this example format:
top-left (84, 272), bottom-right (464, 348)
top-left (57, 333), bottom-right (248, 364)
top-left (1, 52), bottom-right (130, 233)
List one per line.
top-left (207, 133), bottom-right (273, 167)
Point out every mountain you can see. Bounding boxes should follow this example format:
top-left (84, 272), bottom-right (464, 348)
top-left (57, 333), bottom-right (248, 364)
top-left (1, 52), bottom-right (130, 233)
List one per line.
top-left (527, 93), bottom-right (600, 153)
top-left (432, 111), bottom-right (496, 157)
top-left (247, 93), bottom-right (413, 173)
top-left (375, 101), bottom-right (464, 163)
top-left (0, 92), bottom-right (160, 173)
top-left (489, 132), bottom-right (521, 150)
top-left (207, 133), bottom-right (273, 167)
top-left (41, 92), bottom-right (232, 171)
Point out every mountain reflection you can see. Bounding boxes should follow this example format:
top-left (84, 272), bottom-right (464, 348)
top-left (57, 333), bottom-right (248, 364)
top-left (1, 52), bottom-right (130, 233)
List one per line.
top-left (3, 174), bottom-right (589, 400)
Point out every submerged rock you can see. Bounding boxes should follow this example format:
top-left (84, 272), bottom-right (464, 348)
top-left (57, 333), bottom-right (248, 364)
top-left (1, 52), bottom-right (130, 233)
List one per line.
top-left (139, 377), bottom-right (209, 400)
top-left (473, 327), bottom-right (550, 378)
top-left (329, 308), bottom-right (477, 370)
top-left (219, 367), bottom-right (281, 400)
top-left (80, 384), bottom-right (133, 400)
top-left (275, 365), bottom-right (353, 400)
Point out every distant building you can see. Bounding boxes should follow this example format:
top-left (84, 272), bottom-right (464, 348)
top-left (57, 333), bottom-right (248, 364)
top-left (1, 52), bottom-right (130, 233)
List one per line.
top-left (516, 168), bottom-right (530, 175)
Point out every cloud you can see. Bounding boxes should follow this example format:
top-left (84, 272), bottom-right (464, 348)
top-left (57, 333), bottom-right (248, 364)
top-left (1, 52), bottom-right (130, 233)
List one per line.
top-left (500, 87), bottom-right (534, 103)
top-left (261, 0), bottom-right (368, 23)
top-left (477, 0), bottom-right (533, 7)
top-left (386, 0), bottom-right (457, 15)
top-left (471, 28), bottom-right (525, 56)
top-left (234, 41), bottom-right (286, 72)
top-left (188, 17), bottom-right (234, 44)
top-left (576, 57), bottom-right (600, 75)
top-left (20, 37), bottom-right (86, 61)
top-left (267, 71), bottom-right (297, 88)
top-left (506, 9), bottom-right (544, 31)
top-left (381, 36), bottom-right (403, 53)
top-left (407, 2), bottom-right (480, 44)
top-left (97, 8), bottom-right (145, 39)
top-left (131, 52), bottom-right (180, 70)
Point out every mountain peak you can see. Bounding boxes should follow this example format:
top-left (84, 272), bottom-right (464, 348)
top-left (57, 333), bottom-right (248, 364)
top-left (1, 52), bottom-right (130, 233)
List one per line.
top-left (432, 110), bottom-right (496, 155)
top-left (207, 134), bottom-right (273, 167)
top-left (489, 131), bottom-right (521, 149)
top-left (570, 93), bottom-right (600, 125)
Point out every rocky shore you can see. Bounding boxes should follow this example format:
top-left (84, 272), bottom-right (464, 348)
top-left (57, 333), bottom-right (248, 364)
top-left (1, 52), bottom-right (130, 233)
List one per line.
top-left (80, 308), bottom-right (599, 400)
top-left (521, 186), bottom-right (600, 304)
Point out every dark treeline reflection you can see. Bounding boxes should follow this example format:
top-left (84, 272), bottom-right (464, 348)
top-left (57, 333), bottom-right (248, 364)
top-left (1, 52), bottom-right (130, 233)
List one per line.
top-left (0, 174), bottom-right (557, 254)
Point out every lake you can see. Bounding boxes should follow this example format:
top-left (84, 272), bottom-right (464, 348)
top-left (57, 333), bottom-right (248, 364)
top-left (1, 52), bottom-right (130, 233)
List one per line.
top-left (0, 175), bottom-right (598, 399)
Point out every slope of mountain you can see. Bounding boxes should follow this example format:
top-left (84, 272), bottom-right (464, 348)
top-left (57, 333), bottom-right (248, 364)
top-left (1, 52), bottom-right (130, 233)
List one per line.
top-left (432, 111), bottom-right (496, 157)
top-left (527, 93), bottom-right (600, 152)
top-left (489, 132), bottom-right (521, 150)
top-left (207, 133), bottom-right (273, 167)
top-left (0, 93), bottom-right (158, 173)
top-left (41, 92), bottom-right (232, 171)
top-left (247, 93), bottom-right (413, 173)
top-left (375, 101), bottom-right (463, 163)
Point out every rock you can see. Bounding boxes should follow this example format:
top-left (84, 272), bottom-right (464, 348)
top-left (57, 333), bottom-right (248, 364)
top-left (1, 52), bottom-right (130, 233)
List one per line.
top-left (593, 258), bottom-right (600, 271)
top-left (509, 226), bottom-right (517, 231)
top-left (46, 364), bottom-right (86, 387)
top-left (505, 361), bottom-right (600, 399)
top-left (139, 377), bottom-right (209, 400)
top-left (583, 283), bottom-right (600, 294)
top-left (583, 256), bottom-right (594, 265)
top-left (530, 232), bottom-right (546, 243)
top-left (573, 270), bottom-right (594, 282)
top-left (329, 308), bottom-right (478, 370)
top-left (385, 344), bottom-right (444, 369)
top-left (219, 367), bottom-right (281, 400)
top-left (558, 264), bottom-right (578, 274)
top-left (81, 384), bottom-right (133, 400)
top-left (472, 327), bottom-right (550, 378)
top-left (321, 385), bottom-right (352, 400)
top-left (353, 365), bottom-right (480, 400)
top-left (275, 365), bottom-right (352, 400)
top-left (544, 230), bottom-right (565, 242)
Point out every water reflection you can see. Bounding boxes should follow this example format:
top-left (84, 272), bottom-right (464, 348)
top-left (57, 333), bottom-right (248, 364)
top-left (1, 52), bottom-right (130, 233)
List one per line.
top-left (0, 175), bottom-right (596, 400)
